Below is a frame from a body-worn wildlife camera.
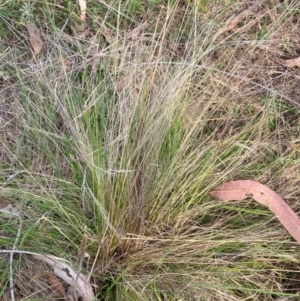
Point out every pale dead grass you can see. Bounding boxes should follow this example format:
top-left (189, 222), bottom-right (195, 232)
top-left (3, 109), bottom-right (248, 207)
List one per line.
top-left (195, 0), bottom-right (300, 110)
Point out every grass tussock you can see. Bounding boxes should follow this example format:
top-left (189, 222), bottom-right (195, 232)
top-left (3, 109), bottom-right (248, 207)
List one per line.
top-left (1, 0), bottom-right (300, 300)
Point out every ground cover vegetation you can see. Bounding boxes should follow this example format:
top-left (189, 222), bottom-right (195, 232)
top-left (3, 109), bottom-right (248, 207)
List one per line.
top-left (1, 0), bottom-right (300, 300)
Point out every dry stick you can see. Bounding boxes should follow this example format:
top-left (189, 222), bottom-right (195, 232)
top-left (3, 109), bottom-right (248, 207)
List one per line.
top-left (0, 250), bottom-right (71, 261)
top-left (32, 254), bottom-right (94, 301)
top-left (0, 209), bottom-right (22, 301)
top-left (0, 248), bottom-right (93, 301)
top-left (72, 230), bottom-right (89, 299)
top-left (0, 244), bottom-right (72, 300)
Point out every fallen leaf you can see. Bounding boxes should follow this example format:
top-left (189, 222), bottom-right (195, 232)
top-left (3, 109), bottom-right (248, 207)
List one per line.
top-left (0, 200), bottom-right (11, 209)
top-left (283, 57), bottom-right (300, 68)
top-left (78, 0), bottom-right (86, 22)
top-left (47, 272), bottom-right (66, 298)
top-left (31, 271), bottom-right (66, 297)
top-left (209, 180), bottom-right (300, 244)
top-left (32, 254), bottom-right (94, 301)
top-left (225, 9), bottom-right (253, 32)
top-left (27, 23), bottom-right (43, 56)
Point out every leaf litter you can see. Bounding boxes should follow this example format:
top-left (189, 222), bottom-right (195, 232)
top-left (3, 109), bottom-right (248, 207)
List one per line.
top-left (209, 180), bottom-right (300, 244)
top-left (27, 22), bottom-right (43, 56)
top-left (224, 9), bottom-right (254, 32)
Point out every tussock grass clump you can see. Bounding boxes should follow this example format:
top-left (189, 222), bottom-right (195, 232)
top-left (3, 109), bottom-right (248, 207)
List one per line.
top-left (0, 0), bottom-right (300, 300)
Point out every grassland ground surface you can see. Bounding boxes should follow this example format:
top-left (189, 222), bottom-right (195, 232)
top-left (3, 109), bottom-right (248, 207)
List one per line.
top-left (1, 0), bottom-right (300, 300)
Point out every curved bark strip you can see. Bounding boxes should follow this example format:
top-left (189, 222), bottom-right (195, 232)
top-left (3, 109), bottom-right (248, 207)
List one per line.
top-left (32, 254), bottom-right (94, 301)
top-left (209, 180), bottom-right (300, 244)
